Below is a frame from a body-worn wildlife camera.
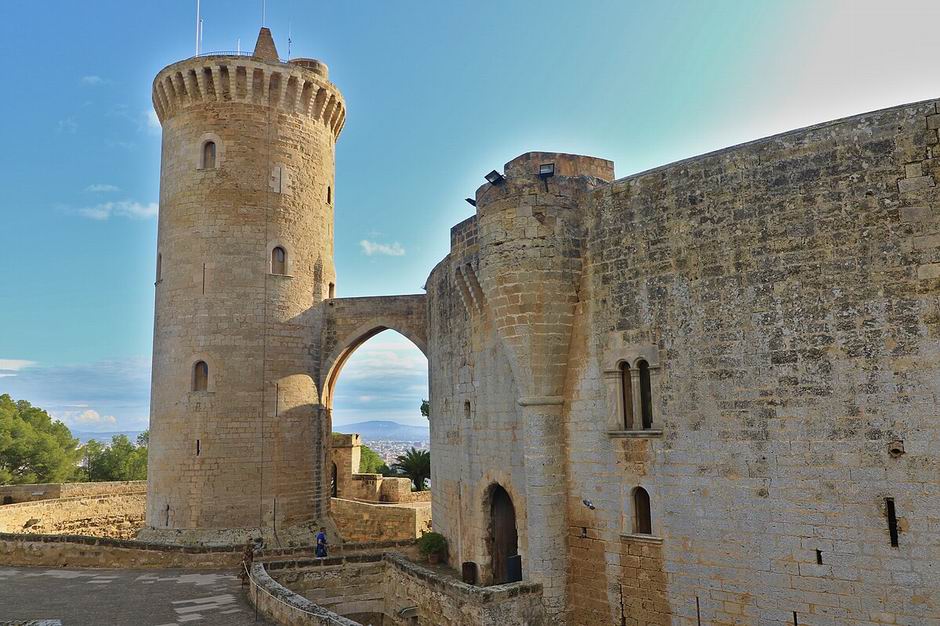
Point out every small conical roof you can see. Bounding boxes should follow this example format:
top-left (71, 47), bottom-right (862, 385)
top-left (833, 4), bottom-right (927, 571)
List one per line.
top-left (253, 27), bottom-right (279, 61)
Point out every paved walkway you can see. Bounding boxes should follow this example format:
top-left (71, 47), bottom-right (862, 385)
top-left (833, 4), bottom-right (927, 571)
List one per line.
top-left (0, 566), bottom-right (271, 625)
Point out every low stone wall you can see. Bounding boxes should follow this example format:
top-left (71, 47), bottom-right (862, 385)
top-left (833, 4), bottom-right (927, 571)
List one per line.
top-left (248, 561), bottom-right (361, 626)
top-left (0, 532), bottom-right (242, 568)
top-left (250, 553), bottom-right (545, 626)
top-left (0, 480), bottom-right (145, 504)
top-left (347, 474), bottom-right (416, 503)
top-left (0, 493), bottom-right (146, 539)
top-left (331, 498), bottom-right (431, 543)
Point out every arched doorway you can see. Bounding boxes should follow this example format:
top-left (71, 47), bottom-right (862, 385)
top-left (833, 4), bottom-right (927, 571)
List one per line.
top-left (489, 484), bottom-right (518, 584)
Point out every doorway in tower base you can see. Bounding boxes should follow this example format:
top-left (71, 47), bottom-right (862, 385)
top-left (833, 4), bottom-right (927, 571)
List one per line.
top-left (486, 483), bottom-right (519, 584)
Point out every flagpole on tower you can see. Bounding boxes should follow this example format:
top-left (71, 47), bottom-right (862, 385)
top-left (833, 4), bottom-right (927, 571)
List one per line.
top-left (262, 0), bottom-right (266, 27)
top-left (195, 0), bottom-right (201, 55)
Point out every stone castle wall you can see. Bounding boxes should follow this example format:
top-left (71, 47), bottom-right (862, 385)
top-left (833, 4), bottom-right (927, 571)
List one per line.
top-left (0, 494), bottom-right (146, 539)
top-left (428, 100), bottom-right (940, 625)
top-left (0, 480), bottom-right (145, 504)
top-left (331, 498), bottom-right (431, 543)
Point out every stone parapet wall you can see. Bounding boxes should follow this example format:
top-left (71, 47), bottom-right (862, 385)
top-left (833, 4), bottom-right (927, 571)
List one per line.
top-left (0, 532), bottom-right (241, 569)
top-left (331, 498), bottom-right (430, 543)
top-left (0, 494), bottom-right (146, 539)
top-left (347, 474), bottom-right (416, 503)
top-left (252, 554), bottom-right (545, 626)
top-left (0, 480), bottom-right (146, 504)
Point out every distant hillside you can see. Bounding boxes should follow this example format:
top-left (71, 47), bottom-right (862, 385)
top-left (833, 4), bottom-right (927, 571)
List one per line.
top-left (335, 421), bottom-right (429, 442)
top-left (73, 430), bottom-right (145, 445)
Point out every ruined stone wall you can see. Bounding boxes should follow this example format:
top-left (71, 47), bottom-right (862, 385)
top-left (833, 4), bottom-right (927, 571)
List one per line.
top-left (0, 494), bottom-right (146, 539)
top-left (0, 480), bottom-right (145, 504)
top-left (562, 99), bottom-right (940, 625)
top-left (331, 498), bottom-right (431, 543)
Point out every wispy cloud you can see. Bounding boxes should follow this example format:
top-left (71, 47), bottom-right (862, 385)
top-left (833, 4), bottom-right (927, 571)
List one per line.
top-left (360, 240), bottom-right (405, 257)
top-left (85, 184), bottom-right (120, 193)
top-left (81, 75), bottom-right (108, 86)
top-left (57, 117), bottom-right (77, 134)
top-left (76, 200), bottom-right (158, 220)
top-left (0, 359), bottom-right (37, 378)
top-left (332, 331), bottom-right (428, 427)
top-left (145, 110), bottom-right (161, 134)
top-left (0, 358), bottom-right (151, 433)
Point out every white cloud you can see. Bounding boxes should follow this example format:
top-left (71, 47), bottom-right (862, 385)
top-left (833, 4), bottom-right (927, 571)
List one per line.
top-left (0, 359), bottom-right (36, 378)
top-left (81, 75), bottom-right (107, 86)
top-left (77, 200), bottom-right (158, 220)
top-left (68, 409), bottom-right (117, 426)
top-left (145, 110), bottom-right (161, 134)
top-left (57, 117), bottom-right (77, 134)
top-left (360, 240), bottom-right (405, 257)
top-left (85, 184), bottom-right (120, 193)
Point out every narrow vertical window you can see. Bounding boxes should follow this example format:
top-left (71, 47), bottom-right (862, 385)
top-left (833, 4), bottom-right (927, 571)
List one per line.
top-left (271, 246), bottom-right (286, 275)
top-left (637, 359), bottom-right (653, 429)
top-left (633, 487), bottom-right (652, 535)
top-left (202, 141), bottom-right (216, 169)
top-left (464, 401), bottom-right (471, 419)
top-left (328, 282), bottom-right (335, 299)
top-left (193, 361), bottom-right (208, 392)
top-left (886, 498), bottom-right (899, 547)
top-left (327, 185), bottom-right (332, 204)
top-left (619, 361), bottom-right (634, 429)
top-left (156, 253), bottom-right (162, 282)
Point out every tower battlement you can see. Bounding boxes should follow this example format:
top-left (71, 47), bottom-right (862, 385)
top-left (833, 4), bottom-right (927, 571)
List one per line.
top-left (152, 52), bottom-right (345, 139)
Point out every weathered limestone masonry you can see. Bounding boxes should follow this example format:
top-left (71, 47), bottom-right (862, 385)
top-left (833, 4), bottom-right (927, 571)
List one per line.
top-left (0, 494), bottom-right (145, 539)
top-left (0, 480), bottom-right (145, 504)
top-left (145, 27), bottom-right (428, 546)
top-left (428, 101), bottom-right (940, 625)
top-left (330, 433), bottom-right (422, 503)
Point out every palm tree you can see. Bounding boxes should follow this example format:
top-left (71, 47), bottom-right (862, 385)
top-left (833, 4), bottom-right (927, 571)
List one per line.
top-left (391, 447), bottom-right (430, 491)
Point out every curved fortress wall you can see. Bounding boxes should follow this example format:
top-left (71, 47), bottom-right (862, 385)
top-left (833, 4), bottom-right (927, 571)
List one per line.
top-left (429, 100), bottom-right (940, 624)
top-left (146, 30), bottom-right (344, 536)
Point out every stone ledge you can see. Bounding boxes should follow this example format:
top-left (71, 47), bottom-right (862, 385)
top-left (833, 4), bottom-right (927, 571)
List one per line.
top-left (607, 429), bottom-right (663, 439)
top-left (620, 533), bottom-right (664, 544)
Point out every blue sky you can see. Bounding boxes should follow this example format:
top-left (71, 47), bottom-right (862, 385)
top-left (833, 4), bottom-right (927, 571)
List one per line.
top-left (1, 0), bottom-right (938, 431)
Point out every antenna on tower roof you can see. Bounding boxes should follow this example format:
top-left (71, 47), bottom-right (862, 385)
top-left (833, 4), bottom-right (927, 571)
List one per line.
top-left (262, 0), bottom-right (266, 27)
top-left (195, 0), bottom-right (201, 55)
top-left (288, 21), bottom-right (292, 60)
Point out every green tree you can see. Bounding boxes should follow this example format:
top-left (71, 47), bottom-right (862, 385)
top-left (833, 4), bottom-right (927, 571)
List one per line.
top-left (358, 444), bottom-right (389, 474)
top-left (82, 432), bottom-right (148, 482)
top-left (0, 394), bottom-right (83, 485)
top-left (391, 447), bottom-right (430, 491)
top-left (420, 399), bottom-right (429, 418)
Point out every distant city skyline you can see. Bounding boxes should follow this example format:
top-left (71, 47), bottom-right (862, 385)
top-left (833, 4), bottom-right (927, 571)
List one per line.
top-left (3, 0), bottom-right (940, 431)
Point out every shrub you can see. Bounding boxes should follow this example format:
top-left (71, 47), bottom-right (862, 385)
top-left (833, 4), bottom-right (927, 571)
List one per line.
top-left (417, 531), bottom-right (447, 558)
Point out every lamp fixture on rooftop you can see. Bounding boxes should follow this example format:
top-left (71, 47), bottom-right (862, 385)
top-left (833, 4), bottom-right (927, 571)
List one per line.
top-left (539, 163), bottom-right (555, 178)
top-left (484, 170), bottom-right (506, 185)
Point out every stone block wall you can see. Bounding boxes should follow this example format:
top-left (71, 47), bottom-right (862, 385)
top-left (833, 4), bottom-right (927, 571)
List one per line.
top-left (429, 99), bottom-right (940, 624)
top-left (0, 494), bottom-right (146, 539)
top-left (255, 553), bottom-right (545, 626)
top-left (331, 498), bottom-right (431, 543)
top-left (0, 480), bottom-right (146, 504)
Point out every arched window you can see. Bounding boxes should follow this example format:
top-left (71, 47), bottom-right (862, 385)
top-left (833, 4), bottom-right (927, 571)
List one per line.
top-left (202, 141), bottom-right (216, 169)
top-left (619, 361), bottom-right (634, 429)
top-left (156, 253), bottom-right (162, 282)
top-left (193, 361), bottom-right (208, 392)
top-left (633, 487), bottom-right (652, 535)
top-left (637, 359), bottom-right (653, 429)
top-left (271, 246), bottom-right (286, 275)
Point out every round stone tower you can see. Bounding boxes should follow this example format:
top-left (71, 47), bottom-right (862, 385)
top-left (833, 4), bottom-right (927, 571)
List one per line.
top-left (144, 28), bottom-right (345, 542)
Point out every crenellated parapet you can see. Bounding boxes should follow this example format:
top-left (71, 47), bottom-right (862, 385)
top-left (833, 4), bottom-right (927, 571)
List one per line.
top-left (151, 54), bottom-right (346, 139)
